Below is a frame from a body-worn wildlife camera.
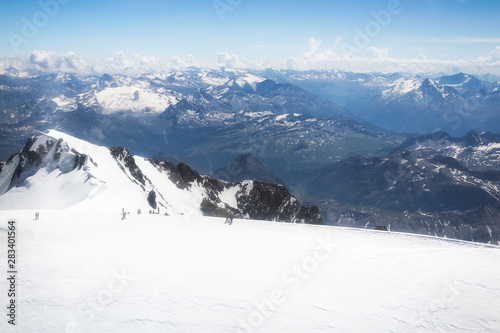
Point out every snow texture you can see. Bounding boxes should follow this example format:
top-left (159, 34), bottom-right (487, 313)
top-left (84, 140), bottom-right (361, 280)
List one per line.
top-left (0, 210), bottom-right (499, 333)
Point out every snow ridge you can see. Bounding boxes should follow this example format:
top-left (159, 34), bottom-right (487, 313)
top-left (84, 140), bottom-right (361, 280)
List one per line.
top-left (0, 130), bottom-right (322, 223)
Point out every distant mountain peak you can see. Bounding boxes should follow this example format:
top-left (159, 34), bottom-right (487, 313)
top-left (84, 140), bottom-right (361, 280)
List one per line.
top-left (419, 77), bottom-right (436, 90)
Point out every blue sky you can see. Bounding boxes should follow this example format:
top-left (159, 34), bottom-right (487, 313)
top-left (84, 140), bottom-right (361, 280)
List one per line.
top-left (1, 0), bottom-right (500, 73)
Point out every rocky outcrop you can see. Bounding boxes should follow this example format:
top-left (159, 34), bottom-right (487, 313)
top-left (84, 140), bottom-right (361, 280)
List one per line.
top-left (237, 180), bottom-right (322, 224)
top-left (148, 159), bottom-right (189, 189)
top-left (0, 135), bottom-right (91, 194)
top-left (149, 158), bottom-right (323, 224)
top-left (110, 147), bottom-right (146, 186)
top-left (147, 190), bottom-right (157, 210)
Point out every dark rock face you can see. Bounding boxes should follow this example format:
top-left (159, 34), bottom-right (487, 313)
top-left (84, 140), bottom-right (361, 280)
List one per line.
top-left (236, 181), bottom-right (322, 224)
top-left (149, 159), bottom-right (189, 190)
top-left (148, 158), bottom-right (323, 224)
top-left (72, 149), bottom-right (88, 170)
top-left (147, 190), bottom-right (157, 209)
top-left (176, 162), bottom-right (202, 184)
top-left (110, 147), bottom-right (146, 186)
top-left (1, 135), bottom-right (90, 193)
top-left (200, 198), bottom-right (235, 218)
top-left (12, 137), bottom-right (47, 180)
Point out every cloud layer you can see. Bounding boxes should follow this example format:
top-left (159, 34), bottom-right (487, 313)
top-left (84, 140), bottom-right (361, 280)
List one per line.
top-left (1, 43), bottom-right (500, 76)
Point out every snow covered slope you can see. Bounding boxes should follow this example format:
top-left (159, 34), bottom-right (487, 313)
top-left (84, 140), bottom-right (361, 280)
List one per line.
top-left (0, 210), bottom-right (499, 332)
top-left (0, 130), bottom-right (154, 212)
top-left (0, 130), bottom-right (322, 223)
top-left (95, 85), bottom-right (178, 114)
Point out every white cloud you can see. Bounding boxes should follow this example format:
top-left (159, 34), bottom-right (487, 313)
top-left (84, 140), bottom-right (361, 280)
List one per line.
top-left (95, 53), bottom-right (203, 74)
top-left (363, 47), bottom-right (389, 59)
top-left (29, 50), bottom-right (89, 72)
top-left (1, 43), bottom-right (500, 76)
top-left (484, 46), bottom-right (500, 63)
top-left (303, 37), bottom-right (322, 58)
top-left (0, 50), bottom-right (206, 76)
top-left (216, 53), bottom-right (243, 68)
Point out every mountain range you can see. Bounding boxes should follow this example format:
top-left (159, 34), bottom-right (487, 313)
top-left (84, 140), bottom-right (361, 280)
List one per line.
top-left (0, 70), bottom-right (404, 188)
top-left (1, 68), bottom-right (500, 244)
top-left (307, 131), bottom-right (500, 244)
top-left (275, 70), bottom-right (500, 136)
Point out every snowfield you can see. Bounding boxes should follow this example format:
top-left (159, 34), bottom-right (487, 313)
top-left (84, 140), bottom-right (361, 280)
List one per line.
top-left (1, 209), bottom-right (499, 333)
top-left (96, 86), bottom-right (178, 114)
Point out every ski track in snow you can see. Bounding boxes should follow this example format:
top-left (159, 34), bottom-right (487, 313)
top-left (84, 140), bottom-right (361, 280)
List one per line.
top-left (0, 210), bottom-right (499, 333)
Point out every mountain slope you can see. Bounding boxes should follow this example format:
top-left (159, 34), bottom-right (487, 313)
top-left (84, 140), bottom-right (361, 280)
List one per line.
top-left (0, 130), bottom-right (322, 223)
top-left (400, 130), bottom-right (500, 170)
top-left (307, 149), bottom-right (500, 212)
top-left (305, 130), bottom-right (500, 244)
top-left (0, 210), bottom-right (499, 332)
